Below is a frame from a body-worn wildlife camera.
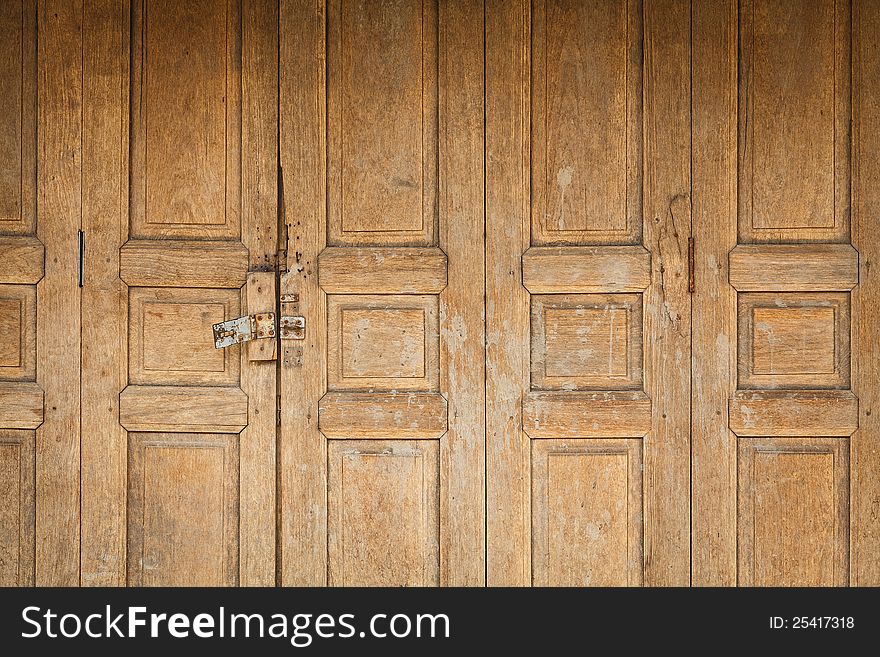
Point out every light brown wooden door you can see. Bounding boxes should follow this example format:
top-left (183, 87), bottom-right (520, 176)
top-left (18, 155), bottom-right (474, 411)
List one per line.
top-left (692, 0), bottom-right (880, 586)
top-left (277, 0), bottom-right (486, 585)
top-left (75, 0), bottom-right (278, 586)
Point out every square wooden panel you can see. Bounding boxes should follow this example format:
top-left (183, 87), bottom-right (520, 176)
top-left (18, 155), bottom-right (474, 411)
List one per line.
top-left (738, 437), bottom-right (848, 586)
top-left (531, 293), bottom-right (642, 390)
top-left (530, 0), bottom-right (642, 246)
top-left (327, 0), bottom-right (438, 246)
top-left (0, 284), bottom-right (35, 381)
top-left (127, 432), bottom-right (239, 586)
top-left (327, 294), bottom-right (439, 392)
top-left (738, 292), bottom-right (849, 389)
top-left (129, 287), bottom-right (240, 386)
top-left (531, 438), bottom-right (643, 586)
top-left (328, 439), bottom-right (440, 586)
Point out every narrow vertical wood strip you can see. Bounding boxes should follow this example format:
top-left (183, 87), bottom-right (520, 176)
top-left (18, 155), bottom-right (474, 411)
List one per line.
top-left (691, 0), bottom-right (738, 586)
top-left (852, 0), bottom-right (880, 586)
top-left (36, 0), bottom-right (83, 585)
top-left (642, 0), bottom-right (691, 586)
top-left (437, 0), bottom-right (485, 587)
top-left (239, 0), bottom-right (279, 587)
top-left (80, 0), bottom-right (128, 586)
top-left (279, 0), bottom-right (328, 585)
top-left (486, 0), bottom-right (531, 586)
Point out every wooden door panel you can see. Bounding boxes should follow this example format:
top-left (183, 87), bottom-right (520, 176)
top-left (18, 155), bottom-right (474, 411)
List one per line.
top-left (487, 0), bottom-right (691, 586)
top-left (281, 0), bottom-right (484, 586)
top-left (76, 0), bottom-right (278, 586)
top-left (693, 0), bottom-right (878, 586)
top-left (0, 430), bottom-right (34, 586)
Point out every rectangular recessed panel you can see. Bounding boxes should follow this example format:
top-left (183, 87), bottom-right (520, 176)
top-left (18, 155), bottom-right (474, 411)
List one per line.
top-left (532, 294), bottom-right (642, 390)
top-left (132, 0), bottom-right (240, 238)
top-left (328, 294), bottom-right (439, 391)
top-left (328, 440), bottom-right (439, 586)
top-left (738, 437), bottom-right (848, 586)
top-left (328, 0), bottom-right (438, 245)
top-left (341, 308), bottom-right (425, 378)
top-left (738, 292), bottom-right (849, 389)
top-left (0, 0), bottom-right (35, 234)
top-left (128, 433), bottom-right (239, 586)
top-left (532, 439), bottom-right (642, 586)
top-left (129, 287), bottom-right (240, 386)
top-left (0, 284), bottom-right (35, 381)
top-left (740, 0), bottom-right (849, 241)
top-left (531, 0), bottom-right (642, 245)
top-left (0, 431), bottom-right (34, 586)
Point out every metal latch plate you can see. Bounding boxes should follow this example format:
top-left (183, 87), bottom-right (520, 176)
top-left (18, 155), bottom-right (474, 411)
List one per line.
top-left (280, 315), bottom-right (305, 340)
top-left (213, 312), bottom-right (276, 349)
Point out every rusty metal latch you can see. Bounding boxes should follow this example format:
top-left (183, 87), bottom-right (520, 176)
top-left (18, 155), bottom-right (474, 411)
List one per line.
top-left (280, 315), bottom-right (305, 340)
top-left (213, 312), bottom-right (276, 349)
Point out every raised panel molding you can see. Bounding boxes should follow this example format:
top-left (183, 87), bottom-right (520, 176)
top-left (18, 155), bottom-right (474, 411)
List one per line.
top-left (522, 246), bottom-right (651, 294)
top-left (532, 439), bottom-right (643, 586)
top-left (328, 440), bottom-right (440, 586)
top-left (729, 390), bottom-right (858, 437)
top-left (0, 284), bottom-right (35, 381)
top-left (318, 247), bottom-right (447, 294)
top-left (127, 432), bottom-right (239, 586)
top-left (738, 437), bottom-right (848, 586)
top-left (120, 240), bottom-right (249, 288)
top-left (0, 382), bottom-right (43, 429)
top-left (523, 391), bottom-right (652, 438)
top-left (328, 0), bottom-right (438, 246)
top-left (0, 237), bottom-right (44, 284)
top-left (319, 392), bottom-right (447, 439)
top-left (531, 0), bottom-right (643, 245)
top-left (119, 385), bottom-right (248, 434)
top-left (729, 244), bottom-right (858, 291)
top-left (739, 0), bottom-right (850, 242)
top-left (131, 0), bottom-right (242, 239)
top-left (0, 430), bottom-right (35, 586)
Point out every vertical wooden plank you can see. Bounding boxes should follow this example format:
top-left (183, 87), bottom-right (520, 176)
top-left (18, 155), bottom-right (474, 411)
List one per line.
top-left (691, 0), bottom-right (737, 585)
top-left (238, 0), bottom-right (278, 587)
top-left (642, 0), bottom-right (691, 586)
top-left (36, 0), bottom-right (82, 585)
top-left (279, 0), bottom-right (327, 585)
top-left (852, 0), bottom-right (880, 586)
top-left (437, 0), bottom-right (485, 587)
top-left (80, 0), bottom-right (128, 586)
top-left (486, 0), bottom-right (531, 586)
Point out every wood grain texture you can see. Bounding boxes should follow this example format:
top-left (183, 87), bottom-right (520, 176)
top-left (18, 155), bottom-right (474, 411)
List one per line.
top-left (0, 237), bottom-right (43, 284)
top-left (119, 385), bottom-right (248, 433)
top-left (530, 0), bottom-right (642, 245)
top-left (120, 240), bottom-right (249, 288)
top-left (130, 0), bottom-right (241, 239)
top-left (0, 430), bottom-right (35, 586)
top-left (319, 392), bottom-right (447, 439)
top-left (127, 432), bottom-right (239, 586)
top-left (0, 0), bottom-right (36, 235)
top-left (852, 0), bottom-right (880, 585)
top-left (522, 246), bottom-right (650, 294)
top-left (738, 0), bottom-right (850, 243)
top-left (532, 439), bottom-right (642, 586)
top-left (729, 244), bottom-right (859, 291)
top-left (36, 0), bottom-right (81, 585)
top-left (80, 0), bottom-right (128, 587)
top-left (327, 0), bottom-right (438, 246)
top-left (729, 390), bottom-right (858, 437)
top-left (0, 284), bottom-right (36, 381)
top-left (437, 0), bottom-right (485, 584)
top-left (485, 0), bottom-right (531, 585)
top-left (738, 437), bottom-right (849, 586)
top-left (0, 382), bottom-right (42, 429)
top-left (641, 0), bottom-right (691, 585)
top-left (523, 391), bottom-right (651, 439)
top-left (238, 0), bottom-right (278, 586)
top-left (279, 0), bottom-right (328, 585)
top-left (328, 440), bottom-right (439, 586)
top-left (318, 247), bottom-right (447, 294)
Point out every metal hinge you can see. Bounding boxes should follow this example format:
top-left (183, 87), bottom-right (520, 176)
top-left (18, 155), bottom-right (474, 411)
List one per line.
top-left (213, 312), bottom-right (276, 349)
top-left (688, 237), bottom-right (695, 294)
top-left (279, 293), bottom-right (305, 340)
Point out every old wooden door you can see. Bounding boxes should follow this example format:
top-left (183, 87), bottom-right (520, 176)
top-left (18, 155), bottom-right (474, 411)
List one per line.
top-left (277, 0), bottom-right (486, 585)
top-left (0, 0), bottom-right (280, 586)
top-left (691, 0), bottom-right (880, 586)
top-left (486, 0), bottom-right (691, 586)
